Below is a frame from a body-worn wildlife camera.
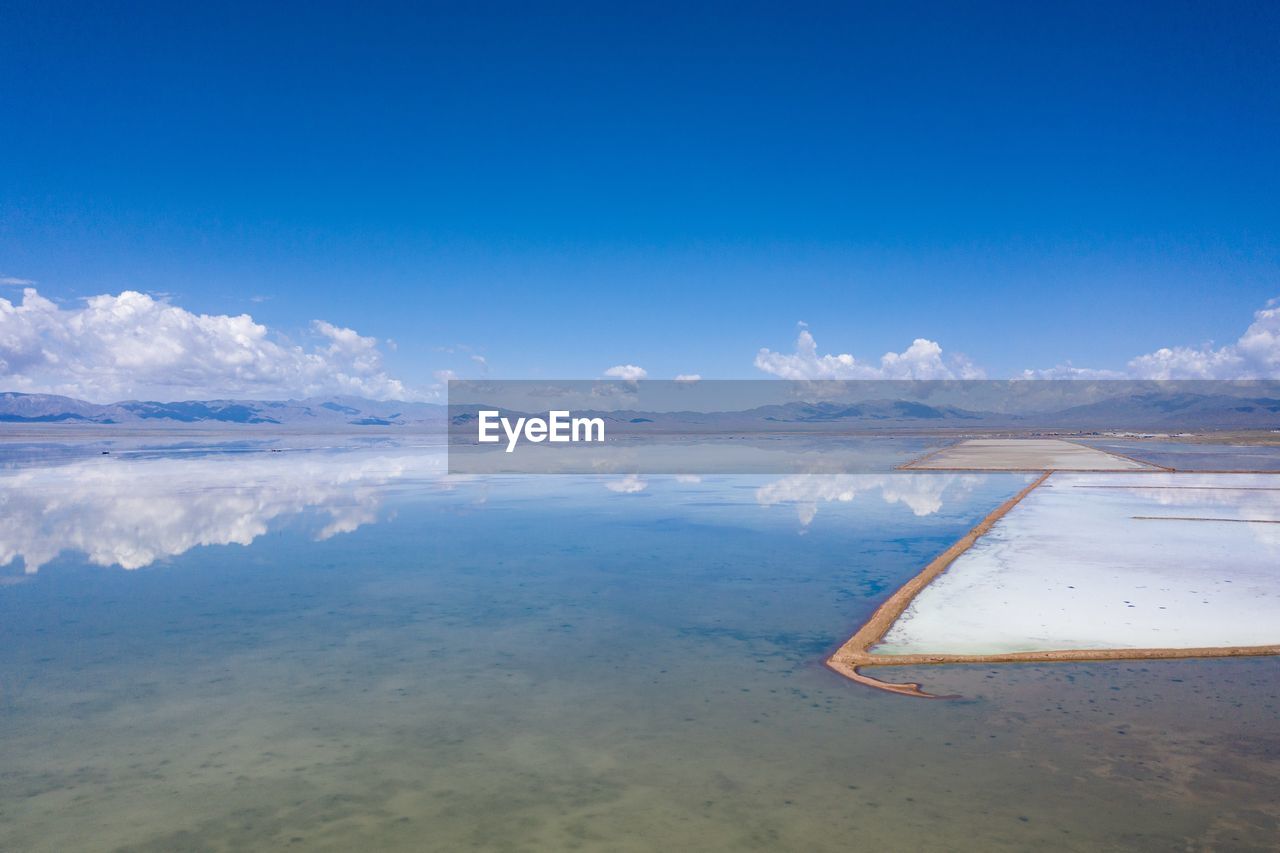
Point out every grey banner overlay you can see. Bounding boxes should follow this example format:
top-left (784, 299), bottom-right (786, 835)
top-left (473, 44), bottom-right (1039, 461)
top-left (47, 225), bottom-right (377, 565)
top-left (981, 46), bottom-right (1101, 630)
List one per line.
top-left (448, 380), bottom-right (1280, 474)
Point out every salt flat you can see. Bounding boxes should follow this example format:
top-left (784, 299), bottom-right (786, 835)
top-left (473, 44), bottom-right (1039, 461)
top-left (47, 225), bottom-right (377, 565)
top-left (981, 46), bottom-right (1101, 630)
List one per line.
top-left (903, 438), bottom-right (1156, 471)
top-left (874, 472), bottom-right (1280, 655)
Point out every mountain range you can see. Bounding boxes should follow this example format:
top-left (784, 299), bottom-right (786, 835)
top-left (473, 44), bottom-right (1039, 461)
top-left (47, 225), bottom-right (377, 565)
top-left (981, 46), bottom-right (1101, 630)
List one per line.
top-left (450, 393), bottom-right (1280, 432)
top-left (2, 390), bottom-right (1278, 431)
top-left (0, 393), bottom-right (445, 427)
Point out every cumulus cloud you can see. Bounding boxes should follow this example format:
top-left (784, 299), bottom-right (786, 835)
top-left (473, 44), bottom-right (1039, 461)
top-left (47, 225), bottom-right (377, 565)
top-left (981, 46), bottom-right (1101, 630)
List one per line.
top-left (604, 364), bottom-right (648, 381)
top-left (762, 300), bottom-right (1280, 381)
top-left (674, 373), bottom-right (702, 382)
top-left (605, 474), bottom-right (647, 493)
top-left (1025, 299), bottom-right (1280, 379)
top-left (0, 287), bottom-right (413, 401)
top-left (1128, 300), bottom-right (1280, 378)
top-left (755, 328), bottom-right (984, 380)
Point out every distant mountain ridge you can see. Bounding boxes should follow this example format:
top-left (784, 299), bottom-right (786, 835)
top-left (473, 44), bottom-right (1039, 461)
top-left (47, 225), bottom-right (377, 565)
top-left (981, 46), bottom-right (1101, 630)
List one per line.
top-left (0, 393), bottom-right (445, 427)
top-left (3, 389), bottom-right (1278, 431)
top-left (448, 393), bottom-right (1280, 432)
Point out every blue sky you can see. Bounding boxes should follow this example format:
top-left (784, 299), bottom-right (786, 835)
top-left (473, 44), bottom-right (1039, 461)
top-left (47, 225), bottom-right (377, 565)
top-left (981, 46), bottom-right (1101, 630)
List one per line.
top-left (2, 2), bottom-right (1279, 399)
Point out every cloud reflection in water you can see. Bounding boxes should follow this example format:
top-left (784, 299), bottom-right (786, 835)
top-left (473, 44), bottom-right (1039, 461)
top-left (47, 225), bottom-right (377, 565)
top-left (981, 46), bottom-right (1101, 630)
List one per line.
top-left (0, 454), bottom-right (1008, 573)
top-left (0, 451), bottom-right (445, 572)
top-left (755, 473), bottom-right (988, 527)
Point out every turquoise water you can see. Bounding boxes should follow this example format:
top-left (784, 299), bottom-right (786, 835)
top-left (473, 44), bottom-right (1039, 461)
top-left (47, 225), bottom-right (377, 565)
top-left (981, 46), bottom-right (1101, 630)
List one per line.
top-left (1, 445), bottom-right (1277, 850)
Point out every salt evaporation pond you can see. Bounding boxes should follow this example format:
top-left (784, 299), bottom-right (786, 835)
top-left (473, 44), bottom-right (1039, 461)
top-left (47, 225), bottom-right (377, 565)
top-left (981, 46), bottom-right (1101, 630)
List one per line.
top-left (876, 472), bottom-right (1280, 655)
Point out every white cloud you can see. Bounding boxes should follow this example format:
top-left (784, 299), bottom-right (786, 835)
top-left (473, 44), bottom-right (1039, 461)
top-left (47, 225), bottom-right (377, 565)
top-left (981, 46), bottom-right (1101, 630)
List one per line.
top-left (605, 474), bottom-right (647, 493)
top-left (604, 364), bottom-right (648, 381)
top-left (1026, 299), bottom-right (1280, 379)
top-left (1018, 363), bottom-right (1127, 380)
top-left (754, 328), bottom-right (984, 380)
top-left (761, 300), bottom-right (1280, 382)
top-left (674, 373), bottom-right (701, 382)
top-left (0, 287), bottom-right (413, 401)
top-left (0, 276), bottom-right (36, 286)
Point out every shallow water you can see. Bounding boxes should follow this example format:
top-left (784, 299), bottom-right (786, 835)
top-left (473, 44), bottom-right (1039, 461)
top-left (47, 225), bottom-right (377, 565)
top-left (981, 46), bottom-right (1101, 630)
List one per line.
top-left (1, 444), bottom-right (1277, 851)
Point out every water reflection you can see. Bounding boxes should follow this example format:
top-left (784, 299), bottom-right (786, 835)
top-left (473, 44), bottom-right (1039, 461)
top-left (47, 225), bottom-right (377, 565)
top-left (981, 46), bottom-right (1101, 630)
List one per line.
top-left (755, 473), bottom-right (989, 527)
top-left (0, 450), bottom-right (998, 573)
top-left (1064, 473), bottom-right (1280, 548)
top-left (3, 451), bottom-right (1274, 851)
top-left (0, 451), bottom-right (445, 572)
